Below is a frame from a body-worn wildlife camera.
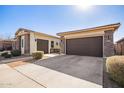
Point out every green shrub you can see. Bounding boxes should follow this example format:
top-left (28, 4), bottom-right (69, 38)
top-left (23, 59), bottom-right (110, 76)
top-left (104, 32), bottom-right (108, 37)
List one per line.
top-left (0, 48), bottom-right (4, 52)
top-left (1, 52), bottom-right (8, 57)
top-left (4, 54), bottom-right (12, 58)
top-left (11, 50), bottom-right (21, 56)
top-left (106, 56), bottom-right (124, 87)
top-left (32, 51), bottom-right (44, 59)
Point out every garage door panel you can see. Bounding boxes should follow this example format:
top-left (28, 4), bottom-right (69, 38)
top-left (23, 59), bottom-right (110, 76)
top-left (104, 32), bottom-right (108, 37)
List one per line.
top-left (66, 36), bottom-right (103, 57)
top-left (37, 39), bottom-right (48, 54)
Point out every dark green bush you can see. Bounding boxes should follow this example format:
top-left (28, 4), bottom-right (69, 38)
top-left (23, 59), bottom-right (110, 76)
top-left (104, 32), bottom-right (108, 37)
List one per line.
top-left (1, 52), bottom-right (8, 57)
top-left (11, 50), bottom-right (21, 56)
top-left (32, 51), bottom-right (44, 59)
top-left (106, 56), bottom-right (124, 87)
top-left (4, 54), bottom-right (12, 58)
top-left (0, 48), bottom-right (4, 52)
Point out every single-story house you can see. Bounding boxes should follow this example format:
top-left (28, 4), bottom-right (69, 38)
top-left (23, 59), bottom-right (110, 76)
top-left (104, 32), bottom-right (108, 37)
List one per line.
top-left (57, 23), bottom-right (120, 57)
top-left (115, 38), bottom-right (124, 55)
top-left (15, 28), bottom-right (60, 55)
top-left (0, 39), bottom-right (14, 51)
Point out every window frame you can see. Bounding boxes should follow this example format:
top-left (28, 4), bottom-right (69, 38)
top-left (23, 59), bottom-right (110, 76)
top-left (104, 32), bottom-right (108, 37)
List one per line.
top-left (51, 41), bottom-right (54, 48)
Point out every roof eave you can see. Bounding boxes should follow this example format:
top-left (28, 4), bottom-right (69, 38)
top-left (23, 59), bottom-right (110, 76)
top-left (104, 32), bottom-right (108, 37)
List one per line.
top-left (15, 28), bottom-right (60, 39)
top-left (57, 23), bottom-right (121, 36)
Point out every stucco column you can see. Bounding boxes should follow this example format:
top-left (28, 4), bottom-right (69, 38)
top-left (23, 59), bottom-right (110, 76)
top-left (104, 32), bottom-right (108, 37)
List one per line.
top-left (104, 30), bottom-right (114, 57)
top-left (30, 32), bottom-right (37, 54)
top-left (60, 36), bottom-right (66, 54)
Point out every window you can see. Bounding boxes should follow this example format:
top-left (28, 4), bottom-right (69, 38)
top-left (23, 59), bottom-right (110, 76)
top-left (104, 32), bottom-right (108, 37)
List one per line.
top-left (21, 39), bottom-right (23, 48)
top-left (56, 42), bottom-right (58, 46)
top-left (107, 35), bottom-right (110, 40)
top-left (51, 41), bottom-right (54, 48)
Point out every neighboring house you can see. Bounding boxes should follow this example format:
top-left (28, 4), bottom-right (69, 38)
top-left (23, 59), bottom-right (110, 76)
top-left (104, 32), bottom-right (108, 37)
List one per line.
top-left (11, 38), bottom-right (18, 50)
top-left (0, 39), bottom-right (14, 51)
top-left (15, 28), bottom-right (60, 55)
top-left (0, 39), bottom-right (3, 50)
top-left (57, 23), bottom-right (120, 57)
top-left (115, 38), bottom-right (124, 55)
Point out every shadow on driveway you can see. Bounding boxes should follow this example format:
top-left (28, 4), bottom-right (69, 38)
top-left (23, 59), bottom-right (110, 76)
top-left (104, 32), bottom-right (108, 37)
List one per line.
top-left (34, 55), bottom-right (103, 85)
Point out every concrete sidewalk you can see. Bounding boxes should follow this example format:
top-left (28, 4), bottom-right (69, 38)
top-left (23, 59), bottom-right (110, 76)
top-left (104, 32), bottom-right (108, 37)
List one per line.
top-left (0, 64), bottom-right (44, 88)
top-left (0, 54), bottom-right (60, 64)
top-left (0, 59), bottom-right (102, 88)
top-left (0, 56), bottom-right (32, 64)
top-left (15, 63), bottom-right (102, 88)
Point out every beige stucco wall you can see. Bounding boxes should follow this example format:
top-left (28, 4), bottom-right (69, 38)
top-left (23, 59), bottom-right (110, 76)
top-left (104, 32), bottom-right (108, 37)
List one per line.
top-left (36, 33), bottom-right (60, 52)
top-left (16, 30), bottom-right (60, 54)
top-left (30, 32), bottom-right (37, 54)
top-left (64, 30), bottom-right (105, 39)
top-left (30, 32), bottom-right (60, 54)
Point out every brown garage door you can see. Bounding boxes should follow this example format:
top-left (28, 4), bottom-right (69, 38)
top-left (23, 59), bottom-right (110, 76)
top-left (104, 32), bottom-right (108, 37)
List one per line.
top-left (66, 36), bottom-right (103, 57)
top-left (37, 39), bottom-right (48, 54)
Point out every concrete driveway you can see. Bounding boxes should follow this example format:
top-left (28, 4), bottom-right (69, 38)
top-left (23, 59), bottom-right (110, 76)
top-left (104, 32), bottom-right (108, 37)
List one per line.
top-left (0, 62), bottom-right (101, 88)
top-left (0, 55), bottom-right (103, 88)
top-left (34, 55), bottom-right (103, 85)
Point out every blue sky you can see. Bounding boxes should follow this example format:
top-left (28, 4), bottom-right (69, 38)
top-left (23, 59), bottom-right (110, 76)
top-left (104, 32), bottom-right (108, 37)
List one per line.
top-left (0, 5), bottom-right (124, 42)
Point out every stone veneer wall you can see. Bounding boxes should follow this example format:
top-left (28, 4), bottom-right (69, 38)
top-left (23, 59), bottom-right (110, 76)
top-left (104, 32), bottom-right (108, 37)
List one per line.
top-left (16, 36), bottom-right (21, 51)
top-left (104, 30), bottom-right (114, 57)
top-left (24, 34), bottom-right (30, 54)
